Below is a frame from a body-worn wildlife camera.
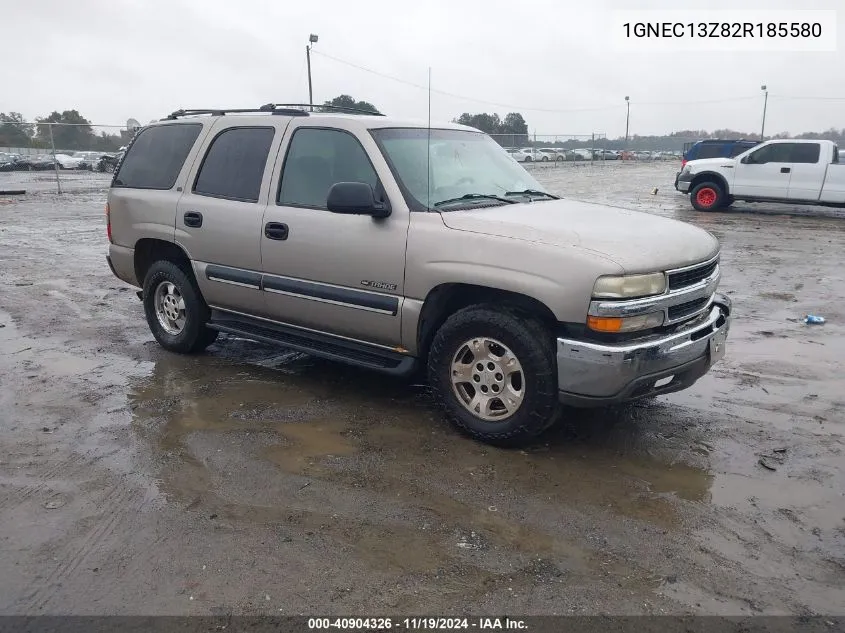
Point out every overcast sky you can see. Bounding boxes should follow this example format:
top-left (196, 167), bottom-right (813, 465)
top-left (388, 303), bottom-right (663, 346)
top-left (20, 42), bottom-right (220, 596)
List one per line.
top-left (2, 0), bottom-right (843, 138)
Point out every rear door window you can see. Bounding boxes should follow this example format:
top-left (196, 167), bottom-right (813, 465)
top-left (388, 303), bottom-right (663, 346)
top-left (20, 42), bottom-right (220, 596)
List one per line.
top-left (193, 127), bottom-right (275, 202)
top-left (113, 123), bottom-right (202, 189)
top-left (785, 143), bottom-right (821, 164)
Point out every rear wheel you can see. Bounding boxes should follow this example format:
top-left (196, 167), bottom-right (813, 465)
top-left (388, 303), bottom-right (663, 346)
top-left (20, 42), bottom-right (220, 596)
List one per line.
top-left (690, 182), bottom-right (725, 212)
top-left (428, 306), bottom-right (561, 446)
top-left (143, 260), bottom-right (218, 353)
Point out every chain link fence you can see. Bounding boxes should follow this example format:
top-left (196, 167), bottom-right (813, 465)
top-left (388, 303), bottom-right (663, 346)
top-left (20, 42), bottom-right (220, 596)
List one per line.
top-left (488, 133), bottom-right (695, 168)
top-left (0, 122), bottom-right (136, 195)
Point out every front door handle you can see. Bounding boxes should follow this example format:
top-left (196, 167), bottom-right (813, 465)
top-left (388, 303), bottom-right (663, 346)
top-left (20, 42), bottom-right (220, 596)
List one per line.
top-left (780, 167), bottom-right (791, 173)
top-left (264, 222), bottom-right (289, 241)
top-left (183, 211), bottom-right (203, 228)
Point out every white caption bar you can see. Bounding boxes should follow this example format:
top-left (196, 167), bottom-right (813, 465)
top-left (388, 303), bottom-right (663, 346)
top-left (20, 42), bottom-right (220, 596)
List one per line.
top-left (612, 10), bottom-right (837, 52)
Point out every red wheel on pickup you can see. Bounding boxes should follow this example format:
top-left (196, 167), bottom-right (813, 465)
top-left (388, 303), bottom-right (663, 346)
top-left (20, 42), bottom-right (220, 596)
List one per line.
top-left (690, 182), bottom-right (724, 212)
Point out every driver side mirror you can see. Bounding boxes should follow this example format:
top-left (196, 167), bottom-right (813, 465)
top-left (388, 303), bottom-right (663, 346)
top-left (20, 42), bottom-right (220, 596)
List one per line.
top-left (327, 182), bottom-right (391, 218)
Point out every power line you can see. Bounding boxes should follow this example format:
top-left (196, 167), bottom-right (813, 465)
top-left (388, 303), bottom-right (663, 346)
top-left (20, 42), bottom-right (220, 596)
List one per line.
top-left (770, 95), bottom-right (845, 101)
top-left (311, 49), bottom-right (766, 113)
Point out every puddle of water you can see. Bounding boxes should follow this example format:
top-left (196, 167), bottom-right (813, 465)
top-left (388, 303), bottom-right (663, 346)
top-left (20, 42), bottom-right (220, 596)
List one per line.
top-left (126, 344), bottom-right (716, 531)
top-left (263, 419), bottom-right (357, 475)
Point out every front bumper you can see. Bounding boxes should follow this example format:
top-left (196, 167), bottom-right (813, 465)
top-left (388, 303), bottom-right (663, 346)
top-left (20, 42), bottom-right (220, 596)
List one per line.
top-left (675, 171), bottom-right (692, 192)
top-left (556, 295), bottom-right (731, 406)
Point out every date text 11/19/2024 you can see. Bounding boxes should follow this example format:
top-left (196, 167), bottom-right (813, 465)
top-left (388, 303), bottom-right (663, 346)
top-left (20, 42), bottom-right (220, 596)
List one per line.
top-left (308, 617), bottom-right (528, 630)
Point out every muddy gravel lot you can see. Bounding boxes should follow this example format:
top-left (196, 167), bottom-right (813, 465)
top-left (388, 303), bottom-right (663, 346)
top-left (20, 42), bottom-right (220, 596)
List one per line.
top-left (0, 164), bottom-right (843, 616)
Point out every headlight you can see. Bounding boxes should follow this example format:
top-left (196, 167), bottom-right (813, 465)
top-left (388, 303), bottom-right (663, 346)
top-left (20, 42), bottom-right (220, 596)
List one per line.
top-left (592, 273), bottom-right (667, 299)
top-left (588, 312), bottom-right (665, 333)
top-left (681, 164), bottom-right (691, 174)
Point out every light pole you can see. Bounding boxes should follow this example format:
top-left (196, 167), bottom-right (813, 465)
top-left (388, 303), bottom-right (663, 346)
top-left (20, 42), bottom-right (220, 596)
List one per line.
top-left (624, 96), bottom-right (630, 144)
top-left (760, 84), bottom-right (768, 141)
top-left (306, 34), bottom-right (318, 110)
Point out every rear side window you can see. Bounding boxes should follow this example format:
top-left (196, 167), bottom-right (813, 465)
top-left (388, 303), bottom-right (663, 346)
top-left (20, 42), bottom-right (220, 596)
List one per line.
top-left (194, 127), bottom-right (275, 202)
top-left (113, 123), bottom-right (202, 189)
top-left (786, 143), bottom-right (821, 164)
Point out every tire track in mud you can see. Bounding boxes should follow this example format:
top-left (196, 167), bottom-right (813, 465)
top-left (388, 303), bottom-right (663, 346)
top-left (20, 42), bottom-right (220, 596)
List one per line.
top-left (0, 452), bottom-right (90, 511)
top-left (21, 484), bottom-right (138, 613)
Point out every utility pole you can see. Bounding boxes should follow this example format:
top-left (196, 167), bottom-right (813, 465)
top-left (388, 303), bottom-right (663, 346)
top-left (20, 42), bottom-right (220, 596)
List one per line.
top-left (307, 34), bottom-right (318, 111)
top-left (624, 96), bottom-right (630, 144)
top-left (760, 85), bottom-right (768, 141)
top-left (48, 123), bottom-right (62, 195)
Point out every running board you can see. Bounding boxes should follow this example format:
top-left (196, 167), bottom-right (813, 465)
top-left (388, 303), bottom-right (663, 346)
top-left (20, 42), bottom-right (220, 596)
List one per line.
top-left (208, 310), bottom-right (417, 377)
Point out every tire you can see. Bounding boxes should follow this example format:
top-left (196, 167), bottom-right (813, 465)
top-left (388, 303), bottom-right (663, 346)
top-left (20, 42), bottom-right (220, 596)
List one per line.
top-left (428, 305), bottom-right (561, 446)
top-left (541, 156), bottom-right (549, 162)
top-left (142, 260), bottom-right (218, 353)
top-left (690, 182), bottom-right (725, 211)
top-left (524, 156), bottom-right (532, 163)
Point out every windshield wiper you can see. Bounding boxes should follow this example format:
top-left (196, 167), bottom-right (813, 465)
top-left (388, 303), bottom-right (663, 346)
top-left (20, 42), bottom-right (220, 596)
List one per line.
top-left (504, 189), bottom-right (560, 200)
top-left (433, 193), bottom-right (517, 208)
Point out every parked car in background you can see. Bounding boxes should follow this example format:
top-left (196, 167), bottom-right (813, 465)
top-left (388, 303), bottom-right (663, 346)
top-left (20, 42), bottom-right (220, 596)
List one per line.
top-left (54, 153), bottom-right (84, 169)
top-left (536, 148), bottom-right (565, 162)
top-left (593, 149), bottom-right (619, 160)
top-left (97, 152), bottom-right (121, 173)
top-left (0, 153), bottom-right (16, 171)
top-left (32, 155), bottom-right (61, 170)
top-left (571, 148), bottom-right (592, 160)
top-left (506, 148), bottom-right (534, 163)
top-left (682, 139), bottom-right (760, 167)
top-left (72, 151), bottom-right (107, 170)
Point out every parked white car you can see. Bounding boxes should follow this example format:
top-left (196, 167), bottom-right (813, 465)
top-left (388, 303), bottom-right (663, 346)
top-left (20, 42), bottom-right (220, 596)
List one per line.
top-left (536, 148), bottom-right (568, 162)
top-left (506, 148), bottom-right (534, 163)
top-left (54, 153), bottom-right (84, 169)
top-left (571, 149), bottom-right (593, 160)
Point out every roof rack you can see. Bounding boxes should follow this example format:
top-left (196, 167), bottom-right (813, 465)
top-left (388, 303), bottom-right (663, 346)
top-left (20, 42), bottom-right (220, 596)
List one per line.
top-left (164, 105), bottom-right (309, 120)
top-left (163, 103), bottom-right (384, 120)
top-left (267, 103), bottom-right (384, 116)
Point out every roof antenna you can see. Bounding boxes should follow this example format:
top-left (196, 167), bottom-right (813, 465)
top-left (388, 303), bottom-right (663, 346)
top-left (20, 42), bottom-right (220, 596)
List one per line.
top-left (427, 66), bottom-right (432, 211)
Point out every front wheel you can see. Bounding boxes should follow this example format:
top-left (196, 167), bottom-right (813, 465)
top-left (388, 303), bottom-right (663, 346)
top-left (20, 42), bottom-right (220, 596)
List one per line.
top-left (143, 260), bottom-right (219, 353)
top-left (690, 182), bottom-right (725, 212)
top-left (428, 306), bottom-right (561, 446)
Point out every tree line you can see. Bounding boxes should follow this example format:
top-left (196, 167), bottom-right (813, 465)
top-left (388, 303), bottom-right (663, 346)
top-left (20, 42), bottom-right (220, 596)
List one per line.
top-left (4, 99), bottom-right (843, 153)
top-left (0, 111), bottom-right (134, 151)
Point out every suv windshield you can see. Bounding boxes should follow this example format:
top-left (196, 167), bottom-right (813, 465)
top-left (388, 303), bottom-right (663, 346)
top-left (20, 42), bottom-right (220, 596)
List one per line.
top-left (371, 128), bottom-right (548, 210)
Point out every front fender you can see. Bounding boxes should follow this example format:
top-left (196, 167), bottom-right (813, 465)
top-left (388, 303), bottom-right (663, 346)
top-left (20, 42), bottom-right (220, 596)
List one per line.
top-left (690, 170), bottom-right (732, 194)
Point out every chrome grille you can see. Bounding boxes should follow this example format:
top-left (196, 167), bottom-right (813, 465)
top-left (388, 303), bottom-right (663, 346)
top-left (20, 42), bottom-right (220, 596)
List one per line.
top-left (668, 259), bottom-right (719, 290)
top-left (668, 296), bottom-right (709, 321)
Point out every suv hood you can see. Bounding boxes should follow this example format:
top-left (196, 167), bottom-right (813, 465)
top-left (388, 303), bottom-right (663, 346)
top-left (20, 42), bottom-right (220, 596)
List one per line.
top-left (439, 199), bottom-right (719, 273)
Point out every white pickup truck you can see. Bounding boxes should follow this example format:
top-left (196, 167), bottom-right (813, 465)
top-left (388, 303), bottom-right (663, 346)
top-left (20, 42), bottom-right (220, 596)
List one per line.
top-left (676, 139), bottom-right (845, 211)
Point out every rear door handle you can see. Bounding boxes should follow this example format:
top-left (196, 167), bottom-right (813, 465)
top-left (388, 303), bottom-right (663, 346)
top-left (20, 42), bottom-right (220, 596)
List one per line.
top-left (780, 167), bottom-right (791, 173)
top-left (183, 211), bottom-right (203, 228)
top-left (264, 222), bottom-right (289, 241)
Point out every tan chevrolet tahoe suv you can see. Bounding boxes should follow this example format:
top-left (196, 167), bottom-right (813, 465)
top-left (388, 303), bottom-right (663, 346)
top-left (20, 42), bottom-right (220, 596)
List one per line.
top-left (106, 104), bottom-right (731, 445)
